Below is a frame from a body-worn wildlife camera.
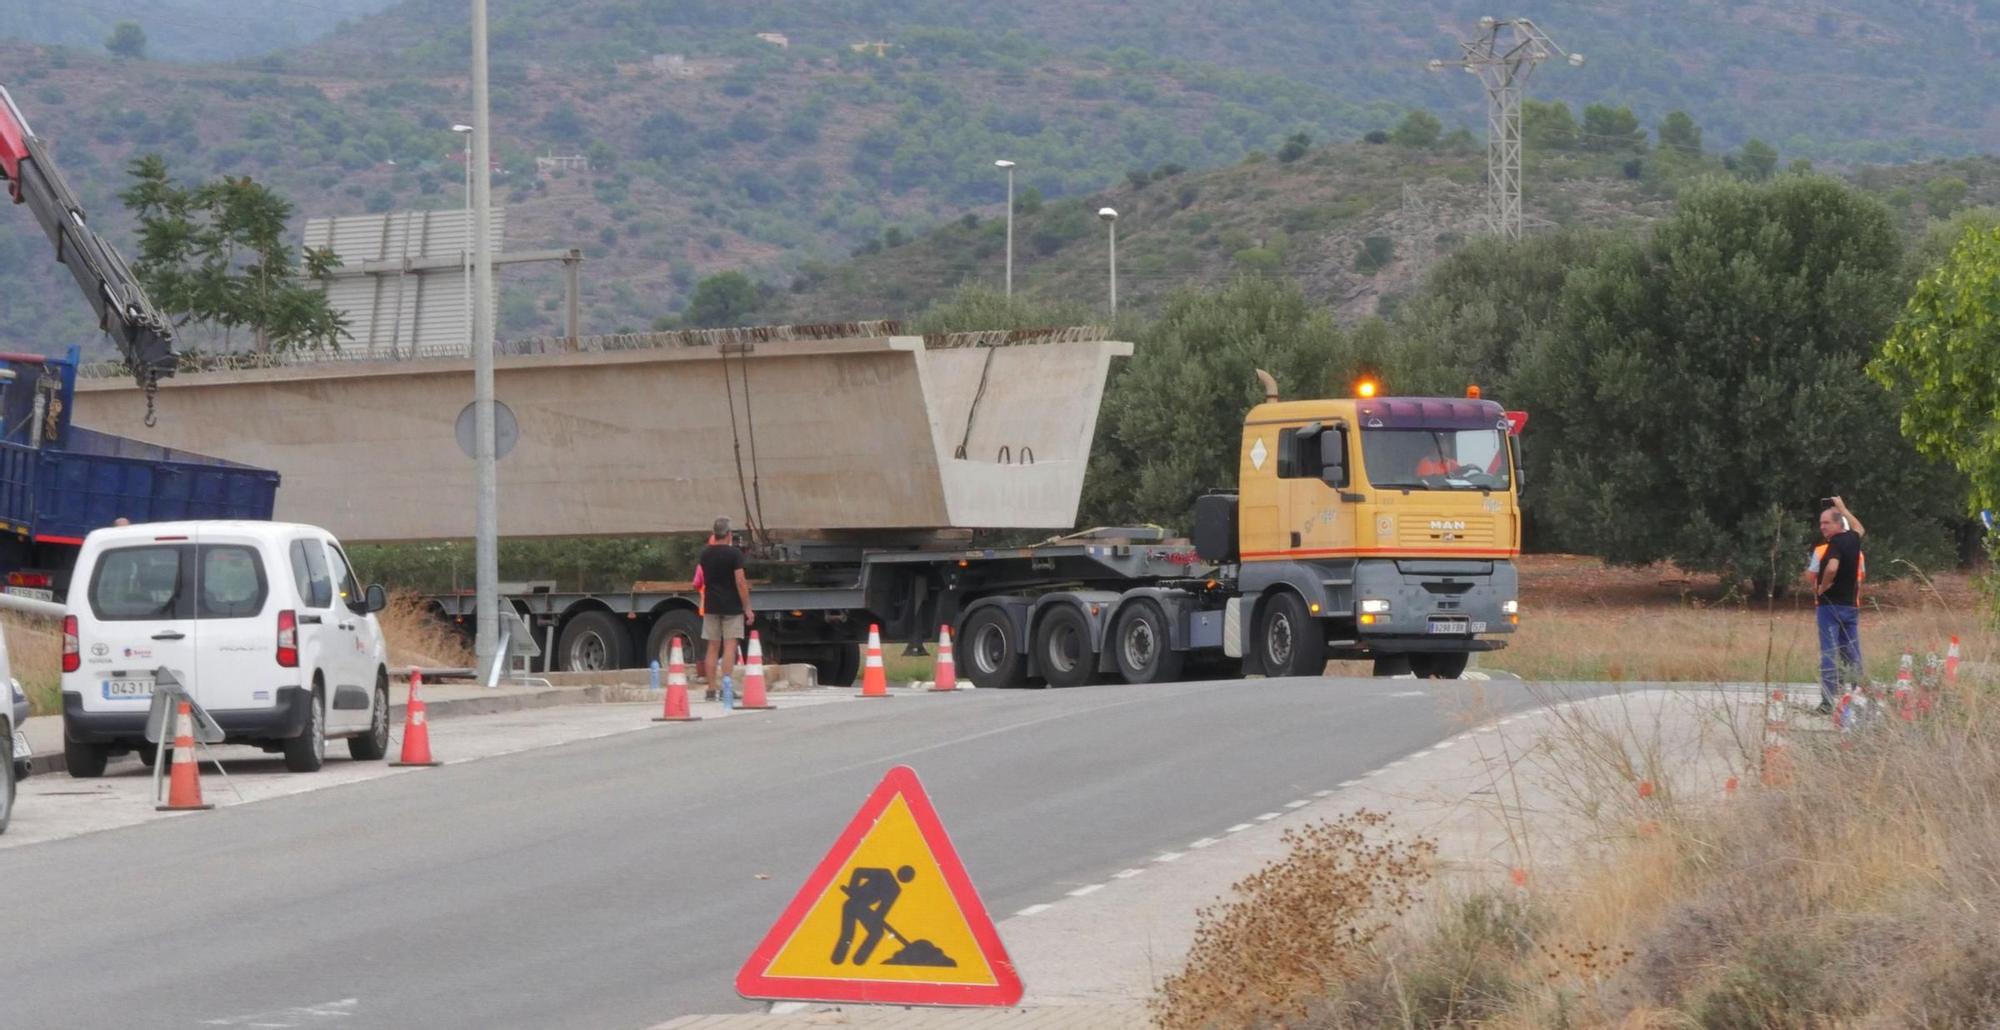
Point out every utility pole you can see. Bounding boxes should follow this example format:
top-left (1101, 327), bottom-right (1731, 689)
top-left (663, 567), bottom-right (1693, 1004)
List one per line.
top-left (1098, 207), bottom-right (1118, 318)
top-left (995, 160), bottom-right (1015, 297)
top-left (1428, 17), bottom-right (1583, 239)
top-left (470, 0), bottom-right (500, 676)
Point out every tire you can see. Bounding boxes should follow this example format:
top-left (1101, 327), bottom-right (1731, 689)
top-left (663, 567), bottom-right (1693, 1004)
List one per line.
top-left (0, 724), bottom-right (13, 835)
top-left (284, 685), bottom-right (326, 773)
top-left (644, 609), bottom-right (703, 672)
top-left (1373, 654), bottom-right (1412, 677)
top-left (961, 608), bottom-right (1028, 689)
top-left (1257, 592), bottom-right (1326, 679)
top-left (348, 672), bottom-right (391, 761)
top-left (1112, 600), bottom-right (1185, 684)
top-left (136, 744), bottom-right (158, 768)
top-left (1412, 652), bottom-right (1469, 680)
top-left (808, 643), bottom-right (863, 688)
top-left (1034, 604), bottom-right (1102, 688)
top-left (64, 737), bottom-right (108, 779)
top-left (559, 610), bottom-right (631, 672)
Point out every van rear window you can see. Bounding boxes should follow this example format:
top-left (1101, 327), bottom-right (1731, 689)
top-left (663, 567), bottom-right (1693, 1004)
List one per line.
top-left (88, 544), bottom-right (269, 621)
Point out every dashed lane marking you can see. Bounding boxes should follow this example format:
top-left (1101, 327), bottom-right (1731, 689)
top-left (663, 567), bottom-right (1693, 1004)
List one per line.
top-left (1015, 904), bottom-right (1053, 917)
top-left (1067, 883), bottom-right (1105, 897)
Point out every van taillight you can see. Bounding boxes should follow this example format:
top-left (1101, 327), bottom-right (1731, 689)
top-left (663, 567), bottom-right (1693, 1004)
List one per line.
top-left (6, 571), bottom-right (50, 588)
top-left (277, 609), bottom-right (298, 668)
top-left (62, 615), bottom-right (79, 672)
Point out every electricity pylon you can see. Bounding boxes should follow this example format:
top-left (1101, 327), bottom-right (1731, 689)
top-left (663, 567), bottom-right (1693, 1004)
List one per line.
top-left (1428, 17), bottom-right (1584, 239)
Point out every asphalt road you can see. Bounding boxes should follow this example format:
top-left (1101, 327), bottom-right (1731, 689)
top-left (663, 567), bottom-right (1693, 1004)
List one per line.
top-left (0, 676), bottom-right (1579, 1029)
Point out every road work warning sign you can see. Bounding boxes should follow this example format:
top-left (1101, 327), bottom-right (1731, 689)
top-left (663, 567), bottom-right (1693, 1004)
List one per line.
top-left (735, 765), bottom-right (1023, 1006)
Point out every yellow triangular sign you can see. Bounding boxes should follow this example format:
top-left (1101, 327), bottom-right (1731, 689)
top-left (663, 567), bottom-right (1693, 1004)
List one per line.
top-left (736, 765), bottom-right (1023, 1006)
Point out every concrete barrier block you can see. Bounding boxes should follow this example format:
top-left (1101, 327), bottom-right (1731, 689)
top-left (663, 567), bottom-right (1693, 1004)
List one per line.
top-left (770, 663), bottom-right (819, 691)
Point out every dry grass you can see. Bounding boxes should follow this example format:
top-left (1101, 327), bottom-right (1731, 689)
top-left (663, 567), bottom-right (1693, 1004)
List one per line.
top-left (378, 591), bottom-right (473, 669)
top-left (4, 612), bottom-right (60, 716)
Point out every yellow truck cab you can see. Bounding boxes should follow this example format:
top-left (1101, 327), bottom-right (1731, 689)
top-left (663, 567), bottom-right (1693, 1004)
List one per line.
top-left (1191, 383), bottom-right (1522, 678)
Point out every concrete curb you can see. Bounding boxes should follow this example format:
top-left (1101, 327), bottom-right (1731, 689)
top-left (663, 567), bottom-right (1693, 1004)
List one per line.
top-left (24, 684), bottom-right (622, 778)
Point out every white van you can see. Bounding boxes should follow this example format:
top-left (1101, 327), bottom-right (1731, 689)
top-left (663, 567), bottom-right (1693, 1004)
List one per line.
top-left (60, 521), bottom-right (392, 776)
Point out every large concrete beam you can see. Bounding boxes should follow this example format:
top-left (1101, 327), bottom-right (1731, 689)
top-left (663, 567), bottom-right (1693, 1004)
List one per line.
top-left (72, 334), bottom-right (1131, 543)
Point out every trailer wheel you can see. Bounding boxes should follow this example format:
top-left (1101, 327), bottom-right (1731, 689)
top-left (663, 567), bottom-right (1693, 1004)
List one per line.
top-left (794, 643), bottom-right (861, 687)
top-left (1411, 652), bottom-right (1469, 680)
top-left (1034, 604), bottom-right (1102, 688)
top-left (559, 610), bottom-right (631, 672)
top-left (1112, 601), bottom-right (1184, 684)
top-left (644, 609), bottom-right (703, 672)
top-left (1257, 592), bottom-right (1326, 679)
top-left (961, 608), bottom-right (1027, 689)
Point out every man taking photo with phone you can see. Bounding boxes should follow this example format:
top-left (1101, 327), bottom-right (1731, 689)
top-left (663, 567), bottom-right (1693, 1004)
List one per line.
top-left (1812, 496), bottom-right (1866, 715)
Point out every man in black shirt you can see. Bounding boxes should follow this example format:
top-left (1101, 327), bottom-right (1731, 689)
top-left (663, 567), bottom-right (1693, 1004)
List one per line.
top-left (697, 517), bottom-right (754, 702)
top-left (1813, 496), bottom-right (1865, 714)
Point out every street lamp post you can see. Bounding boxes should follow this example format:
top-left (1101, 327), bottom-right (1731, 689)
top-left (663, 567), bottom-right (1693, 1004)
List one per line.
top-left (452, 123), bottom-right (473, 365)
top-left (1098, 207), bottom-right (1118, 319)
top-left (994, 160), bottom-right (1015, 297)
top-left (470, 0), bottom-right (501, 677)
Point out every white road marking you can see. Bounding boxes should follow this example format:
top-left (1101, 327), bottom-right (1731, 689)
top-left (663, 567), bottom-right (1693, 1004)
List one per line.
top-left (1387, 690), bottom-right (1427, 698)
top-left (202, 999), bottom-right (359, 1027)
top-left (1225, 822), bottom-right (1253, 833)
top-left (1015, 904), bottom-right (1054, 917)
top-left (1067, 883), bottom-right (1105, 897)
top-left (1114, 868), bottom-right (1145, 879)
top-left (1154, 851), bottom-right (1185, 863)
top-left (1314, 788), bottom-right (1336, 796)
top-left (1430, 740), bottom-right (1453, 750)
top-left (1363, 768), bottom-right (1384, 778)
top-left (1336, 780), bottom-right (1359, 789)
top-left (770, 1002), bottom-right (811, 1014)
top-left (1284, 799), bottom-right (1310, 809)
top-left (1254, 811), bottom-right (1281, 822)
top-left (1189, 836), bottom-right (1219, 849)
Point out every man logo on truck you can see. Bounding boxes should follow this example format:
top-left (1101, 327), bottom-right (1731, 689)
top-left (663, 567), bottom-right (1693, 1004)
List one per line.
top-left (1429, 520), bottom-right (1466, 532)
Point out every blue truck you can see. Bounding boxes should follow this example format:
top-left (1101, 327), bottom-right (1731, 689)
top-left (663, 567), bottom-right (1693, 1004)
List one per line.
top-left (0, 347), bottom-right (279, 599)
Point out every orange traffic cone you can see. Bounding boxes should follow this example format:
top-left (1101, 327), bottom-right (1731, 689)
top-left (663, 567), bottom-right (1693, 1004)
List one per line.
top-left (654, 639), bottom-right (701, 722)
top-left (858, 624), bottom-right (890, 698)
top-left (1894, 650), bottom-right (1916, 721)
top-left (155, 699), bottom-right (214, 811)
top-left (391, 670), bottom-right (443, 766)
top-left (1760, 689), bottom-right (1792, 787)
top-left (931, 625), bottom-right (958, 692)
top-left (738, 631), bottom-right (776, 711)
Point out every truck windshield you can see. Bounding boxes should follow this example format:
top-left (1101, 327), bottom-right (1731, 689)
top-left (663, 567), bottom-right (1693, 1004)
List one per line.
top-left (1361, 428), bottom-right (1511, 491)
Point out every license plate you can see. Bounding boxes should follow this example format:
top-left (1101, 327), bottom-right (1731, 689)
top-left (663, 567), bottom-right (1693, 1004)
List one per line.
top-left (4, 586), bottom-right (52, 602)
top-left (102, 677), bottom-right (154, 700)
top-left (10, 730), bottom-right (27, 761)
top-left (1428, 619), bottom-right (1469, 635)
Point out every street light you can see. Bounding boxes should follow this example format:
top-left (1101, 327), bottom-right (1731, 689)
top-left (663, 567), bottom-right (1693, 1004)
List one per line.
top-left (452, 124), bottom-right (473, 364)
top-left (1097, 207), bottom-right (1118, 319)
top-left (994, 160), bottom-right (1015, 297)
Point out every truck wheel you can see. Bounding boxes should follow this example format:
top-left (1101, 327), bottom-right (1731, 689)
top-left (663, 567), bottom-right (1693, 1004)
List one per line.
top-left (560, 610), bottom-right (631, 672)
top-left (1258, 592), bottom-right (1326, 679)
top-left (284, 685), bottom-right (326, 773)
top-left (1112, 601), bottom-right (1184, 684)
top-left (809, 644), bottom-right (862, 688)
top-left (962, 609), bottom-right (1027, 689)
top-left (1034, 605), bottom-right (1102, 688)
top-left (64, 737), bottom-right (108, 779)
top-left (644, 609), bottom-right (703, 672)
top-left (1412, 653), bottom-right (1470, 680)
top-left (1373, 655), bottom-right (1411, 677)
top-left (348, 673), bottom-right (391, 761)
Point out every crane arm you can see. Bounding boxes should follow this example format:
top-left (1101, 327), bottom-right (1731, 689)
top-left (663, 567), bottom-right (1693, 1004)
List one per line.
top-left (0, 85), bottom-right (176, 407)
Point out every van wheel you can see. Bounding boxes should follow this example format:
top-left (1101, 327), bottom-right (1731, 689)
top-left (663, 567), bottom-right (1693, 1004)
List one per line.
top-left (1113, 601), bottom-right (1184, 684)
top-left (560, 611), bottom-right (631, 672)
top-left (284, 685), bottom-right (326, 773)
top-left (349, 673), bottom-right (390, 761)
top-left (0, 729), bottom-right (14, 835)
top-left (962, 608), bottom-right (1027, 689)
top-left (1258, 592), bottom-right (1326, 679)
top-left (136, 745), bottom-right (158, 768)
top-left (64, 738), bottom-right (108, 779)
top-left (1035, 605), bottom-right (1102, 688)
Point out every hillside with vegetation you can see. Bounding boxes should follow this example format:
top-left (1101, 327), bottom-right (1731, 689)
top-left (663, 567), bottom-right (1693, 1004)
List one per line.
top-left (0, 0), bottom-right (1996, 352)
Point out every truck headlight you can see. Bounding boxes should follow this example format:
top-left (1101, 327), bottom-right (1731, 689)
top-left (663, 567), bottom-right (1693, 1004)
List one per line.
top-left (1360, 599), bottom-right (1391, 614)
top-left (1502, 600), bottom-right (1519, 615)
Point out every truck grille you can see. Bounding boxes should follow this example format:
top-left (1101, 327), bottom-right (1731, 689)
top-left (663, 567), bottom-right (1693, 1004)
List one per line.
top-left (1399, 515), bottom-right (1497, 546)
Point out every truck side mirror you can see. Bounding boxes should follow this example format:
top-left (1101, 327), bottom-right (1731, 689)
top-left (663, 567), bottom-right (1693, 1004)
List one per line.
top-left (364, 583), bottom-right (388, 614)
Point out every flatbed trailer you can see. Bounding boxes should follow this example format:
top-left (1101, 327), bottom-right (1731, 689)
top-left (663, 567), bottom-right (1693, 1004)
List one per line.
top-left (427, 528), bottom-right (1224, 687)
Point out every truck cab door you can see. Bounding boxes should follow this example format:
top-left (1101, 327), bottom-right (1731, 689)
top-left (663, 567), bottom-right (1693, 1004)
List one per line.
top-left (1275, 423), bottom-right (1351, 554)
